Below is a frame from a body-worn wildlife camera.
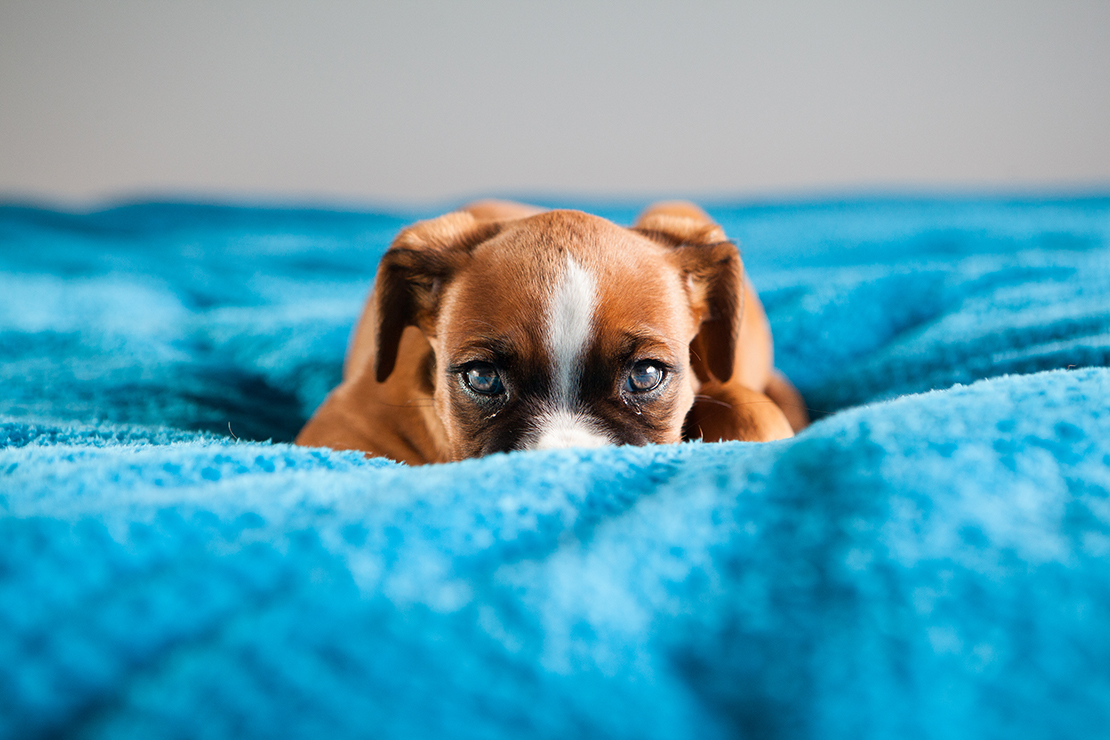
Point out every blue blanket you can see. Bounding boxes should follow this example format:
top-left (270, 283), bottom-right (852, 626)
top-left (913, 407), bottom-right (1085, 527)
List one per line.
top-left (2, 197), bottom-right (1109, 739)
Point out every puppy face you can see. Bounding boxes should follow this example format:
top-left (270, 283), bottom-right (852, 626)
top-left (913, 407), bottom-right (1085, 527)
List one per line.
top-left (373, 210), bottom-right (742, 461)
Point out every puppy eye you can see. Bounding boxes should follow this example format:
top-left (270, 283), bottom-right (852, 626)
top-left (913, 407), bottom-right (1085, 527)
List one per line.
top-left (626, 361), bottom-right (665, 393)
top-left (463, 363), bottom-right (504, 395)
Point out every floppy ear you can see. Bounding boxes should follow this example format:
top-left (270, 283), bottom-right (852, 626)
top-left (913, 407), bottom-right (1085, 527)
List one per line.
top-left (374, 211), bottom-right (502, 382)
top-left (633, 204), bottom-right (743, 384)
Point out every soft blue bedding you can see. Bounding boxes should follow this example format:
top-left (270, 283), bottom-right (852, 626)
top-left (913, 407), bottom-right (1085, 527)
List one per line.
top-left (2, 196), bottom-right (1109, 738)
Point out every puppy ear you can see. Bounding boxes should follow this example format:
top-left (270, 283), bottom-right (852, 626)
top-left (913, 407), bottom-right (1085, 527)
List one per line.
top-left (374, 211), bottom-right (502, 382)
top-left (634, 203), bottom-right (742, 384)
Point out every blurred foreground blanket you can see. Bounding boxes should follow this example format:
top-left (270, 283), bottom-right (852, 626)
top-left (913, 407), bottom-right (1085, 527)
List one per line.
top-left (1, 196), bottom-right (1109, 739)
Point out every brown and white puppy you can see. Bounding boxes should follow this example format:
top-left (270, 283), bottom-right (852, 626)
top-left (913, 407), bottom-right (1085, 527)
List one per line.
top-left (295, 200), bottom-right (807, 465)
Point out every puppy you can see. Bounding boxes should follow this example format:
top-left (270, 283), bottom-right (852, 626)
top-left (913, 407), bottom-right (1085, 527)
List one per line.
top-left (296, 200), bottom-right (807, 464)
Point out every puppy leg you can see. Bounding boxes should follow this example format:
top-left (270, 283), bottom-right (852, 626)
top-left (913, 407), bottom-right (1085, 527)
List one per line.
top-left (764, 370), bottom-right (810, 432)
top-left (640, 200), bottom-right (809, 434)
top-left (684, 383), bottom-right (794, 443)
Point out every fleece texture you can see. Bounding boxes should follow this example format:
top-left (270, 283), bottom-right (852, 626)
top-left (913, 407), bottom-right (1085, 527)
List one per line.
top-left (1, 196), bottom-right (1109, 739)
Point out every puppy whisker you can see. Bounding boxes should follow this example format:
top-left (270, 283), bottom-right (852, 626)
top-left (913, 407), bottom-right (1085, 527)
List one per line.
top-left (376, 398), bottom-right (436, 408)
top-left (730, 400), bottom-right (792, 407)
top-left (693, 394), bottom-right (734, 410)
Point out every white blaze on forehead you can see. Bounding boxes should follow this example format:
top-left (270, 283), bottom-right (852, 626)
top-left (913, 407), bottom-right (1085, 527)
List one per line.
top-left (526, 255), bottom-right (614, 451)
top-left (546, 255), bottom-right (597, 404)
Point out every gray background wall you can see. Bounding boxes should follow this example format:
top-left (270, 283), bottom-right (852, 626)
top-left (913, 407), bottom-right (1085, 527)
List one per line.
top-left (1, 0), bottom-right (1107, 206)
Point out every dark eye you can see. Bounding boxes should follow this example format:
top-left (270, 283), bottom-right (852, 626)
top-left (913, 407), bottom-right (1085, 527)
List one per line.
top-left (463, 363), bottom-right (504, 395)
top-left (626, 361), bottom-right (665, 393)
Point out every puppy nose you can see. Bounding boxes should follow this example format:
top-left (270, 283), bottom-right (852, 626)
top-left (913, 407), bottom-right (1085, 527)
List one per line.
top-left (529, 409), bottom-right (614, 451)
top-left (534, 426), bottom-right (611, 451)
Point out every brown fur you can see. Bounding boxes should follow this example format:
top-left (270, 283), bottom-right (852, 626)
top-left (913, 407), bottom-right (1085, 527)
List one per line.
top-left (296, 200), bottom-right (808, 464)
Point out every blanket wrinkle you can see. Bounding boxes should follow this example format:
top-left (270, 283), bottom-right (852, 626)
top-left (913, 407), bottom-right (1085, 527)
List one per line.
top-left (1, 197), bottom-right (1109, 739)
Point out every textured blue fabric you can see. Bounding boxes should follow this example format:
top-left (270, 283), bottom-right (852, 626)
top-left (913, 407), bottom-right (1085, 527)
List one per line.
top-left (1, 197), bottom-right (1109, 739)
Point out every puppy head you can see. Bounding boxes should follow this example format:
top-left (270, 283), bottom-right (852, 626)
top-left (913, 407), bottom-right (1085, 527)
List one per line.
top-left (373, 208), bottom-right (743, 460)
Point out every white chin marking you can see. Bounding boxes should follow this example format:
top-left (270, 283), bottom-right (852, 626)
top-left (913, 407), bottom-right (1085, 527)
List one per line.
top-left (547, 256), bottom-right (597, 405)
top-left (529, 409), bottom-right (614, 451)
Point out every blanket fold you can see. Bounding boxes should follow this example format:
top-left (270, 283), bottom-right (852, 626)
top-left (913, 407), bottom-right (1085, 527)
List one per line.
top-left (2, 196), bottom-right (1108, 739)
